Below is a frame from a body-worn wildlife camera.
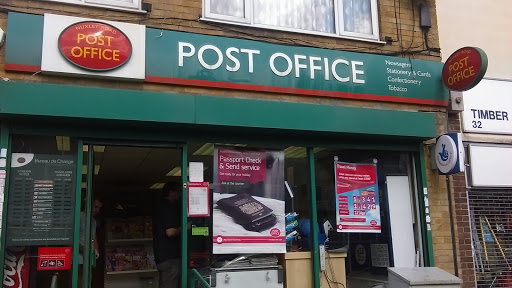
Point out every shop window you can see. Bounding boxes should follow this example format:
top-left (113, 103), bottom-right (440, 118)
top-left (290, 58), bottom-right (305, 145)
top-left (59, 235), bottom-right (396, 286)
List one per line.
top-left (203, 0), bottom-right (380, 41)
top-left (187, 142), bottom-right (310, 285)
top-left (4, 135), bottom-right (79, 288)
top-left (41, 0), bottom-right (143, 12)
top-left (314, 149), bottom-right (423, 287)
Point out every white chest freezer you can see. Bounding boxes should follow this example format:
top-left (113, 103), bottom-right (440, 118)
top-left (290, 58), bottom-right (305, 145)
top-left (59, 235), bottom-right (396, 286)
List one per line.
top-left (197, 266), bottom-right (283, 288)
top-left (388, 267), bottom-right (462, 288)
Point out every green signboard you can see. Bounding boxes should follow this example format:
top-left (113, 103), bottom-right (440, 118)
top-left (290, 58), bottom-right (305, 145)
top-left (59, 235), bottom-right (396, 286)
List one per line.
top-left (7, 153), bottom-right (76, 246)
top-left (146, 29), bottom-right (449, 106)
top-left (5, 12), bottom-right (448, 106)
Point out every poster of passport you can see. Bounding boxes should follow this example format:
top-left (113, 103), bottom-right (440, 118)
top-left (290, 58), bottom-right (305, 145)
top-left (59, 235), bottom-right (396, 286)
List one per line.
top-left (213, 147), bottom-right (285, 254)
top-left (335, 161), bottom-right (381, 233)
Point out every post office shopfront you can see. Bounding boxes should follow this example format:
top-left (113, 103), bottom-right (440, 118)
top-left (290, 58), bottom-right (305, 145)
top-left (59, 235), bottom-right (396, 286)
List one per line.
top-left (0, 12), bottom-right (448, 288)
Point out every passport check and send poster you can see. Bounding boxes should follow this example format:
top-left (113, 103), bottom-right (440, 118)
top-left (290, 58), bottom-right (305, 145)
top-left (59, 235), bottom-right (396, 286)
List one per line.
top-left (213, 147), bottom-right (285, 254)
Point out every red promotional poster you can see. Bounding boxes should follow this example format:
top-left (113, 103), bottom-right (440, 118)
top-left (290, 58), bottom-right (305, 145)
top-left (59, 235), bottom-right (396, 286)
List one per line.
top-left (37, 247), bottom-right (72, 270)
top-left (335, 161), bottom-right (381, 233)
top-left (3, 247), bottom-right (31, 288)
top-left (213, 147), bottom-right (285, 254)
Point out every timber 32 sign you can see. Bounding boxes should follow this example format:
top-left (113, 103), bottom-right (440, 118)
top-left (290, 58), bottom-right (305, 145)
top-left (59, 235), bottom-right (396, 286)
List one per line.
top-left (58, 21), bottom-right (132, 71)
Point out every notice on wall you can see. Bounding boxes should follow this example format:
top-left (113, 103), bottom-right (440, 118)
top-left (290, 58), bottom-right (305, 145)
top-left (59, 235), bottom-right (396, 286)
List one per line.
top-left (335, 161), bottom-right (381, 233)
top-left (213, 147), bottom-right (285, 254)
top-left (187, 182), bottom-right (210, 217)
top-left (7, 153), bottom-right (76, 246)
top-left (371, 244), bottom-right (390, 267)
top-left (37, 247), bottom-right (72, 270)
top-left (189, 162), bottom-right (204, 183)
top-left (0, 169), bottom-right (6, 229)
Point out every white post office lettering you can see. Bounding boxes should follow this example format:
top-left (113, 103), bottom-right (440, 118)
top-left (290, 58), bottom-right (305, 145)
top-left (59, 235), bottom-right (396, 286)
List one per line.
top-left (178, 42), bottom-right (365, 83)
top-left (270, 54), bottom-right (365, 83)
top-left (179, 42), bottom-right (260, 73)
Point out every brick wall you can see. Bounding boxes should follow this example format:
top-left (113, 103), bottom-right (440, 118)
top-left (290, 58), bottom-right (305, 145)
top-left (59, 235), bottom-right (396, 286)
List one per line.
top-left (423, 111), bottom-right (475, 286)
top-left (0, 0), bottom-right (441, 84)
top-left (424, 142), bottom-right (456, 274)
top-left (450, 113), bottom-right (476, 288)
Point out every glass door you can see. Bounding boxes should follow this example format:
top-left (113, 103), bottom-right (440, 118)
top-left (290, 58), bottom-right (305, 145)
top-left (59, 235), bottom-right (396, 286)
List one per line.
top-left (77, 141), bottom-right (188, 288)
top-left (79, 143), bottom-right (96, 288)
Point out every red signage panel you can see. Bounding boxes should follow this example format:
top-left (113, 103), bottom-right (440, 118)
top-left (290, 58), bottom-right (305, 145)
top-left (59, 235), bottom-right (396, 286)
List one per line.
top-left (442, 47), bottom-right (487, 91)
top-left (335, 161), bottom-right (381, 233)
top-left (58, 21), bottom-right (132, 71)
top-left (37, 247), bottom-right (72, 271)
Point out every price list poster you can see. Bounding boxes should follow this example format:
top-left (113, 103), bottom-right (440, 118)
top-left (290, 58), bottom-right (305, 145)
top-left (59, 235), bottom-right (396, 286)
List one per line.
top-left (335, 161), bottom-right (381, 233)
top-left (8, 154), bottom-right (76, 246)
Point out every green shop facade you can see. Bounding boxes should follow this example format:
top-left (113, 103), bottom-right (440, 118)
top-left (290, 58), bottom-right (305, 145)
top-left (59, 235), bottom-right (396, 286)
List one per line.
top-left (0, 12), bottom-right (448, 288)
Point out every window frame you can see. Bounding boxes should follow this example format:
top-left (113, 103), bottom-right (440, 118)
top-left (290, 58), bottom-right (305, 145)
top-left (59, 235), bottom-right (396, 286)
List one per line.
top-left (42, 0), bottom-right (145, 13)
top-left (202, 0), bottom-right (381, 42)
top-left (338, 0), bottom-right (380, 40)
top-left (204, 0), bottom-right (251, 24)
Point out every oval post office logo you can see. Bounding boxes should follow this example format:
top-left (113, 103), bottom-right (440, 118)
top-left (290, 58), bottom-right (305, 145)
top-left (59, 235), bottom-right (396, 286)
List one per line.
top-left (442, 47), bottom-right (487, 91)
top-left (58, 21), bottom-right (132, 71)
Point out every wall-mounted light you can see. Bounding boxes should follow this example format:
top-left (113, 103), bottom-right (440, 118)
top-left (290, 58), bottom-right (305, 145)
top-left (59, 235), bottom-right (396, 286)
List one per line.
top-left (166, 166), bottom-right (182, 177)
top-left (193, 143), bottom-right (247, 156)
top-left (150, 183), bottom-right (165, 189)
top-left (419, 2), bottom-right (432, 30)
top-left (284, 147), bottom-right (325, 158)
top-left (56, 136), bottom-right (70, 151)
top-left (0, 28), bottom-right (5, 49)
top-left (82, 165), bottom-right (101, 175)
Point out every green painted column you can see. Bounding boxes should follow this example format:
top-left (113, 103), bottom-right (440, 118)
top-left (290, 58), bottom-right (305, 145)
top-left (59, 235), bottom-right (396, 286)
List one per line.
top-left (417, 145), bottom-right (435, 266)
top-left (0, 123), bottom-right (10, 284)
top-left (307, 147), bottom-right (321, 288)
top-left (72, 139), bottom-right (84, 288)
top-left (181, 145), bottom-right (188, 288)
top-left (84, 145), bottom-right (94, 287)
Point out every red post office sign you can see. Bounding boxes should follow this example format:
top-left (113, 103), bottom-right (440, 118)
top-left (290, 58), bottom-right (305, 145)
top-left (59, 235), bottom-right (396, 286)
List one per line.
top-left (442, 47), bottom-right (487, 91)
top-left (58, 21), bottom-right (132, 71)
top-left (37, 247), bottom-right (72, 271)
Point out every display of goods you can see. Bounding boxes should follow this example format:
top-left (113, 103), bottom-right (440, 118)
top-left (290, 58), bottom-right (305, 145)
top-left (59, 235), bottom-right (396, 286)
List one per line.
top-left (105, 246), bottom-right (155, 272)
top-left (110, 217), bottom-right (152, 239)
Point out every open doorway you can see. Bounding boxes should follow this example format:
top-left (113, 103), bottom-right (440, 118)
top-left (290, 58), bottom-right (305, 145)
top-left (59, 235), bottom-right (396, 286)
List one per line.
top-left (81, 143), bottom-right (183, 288)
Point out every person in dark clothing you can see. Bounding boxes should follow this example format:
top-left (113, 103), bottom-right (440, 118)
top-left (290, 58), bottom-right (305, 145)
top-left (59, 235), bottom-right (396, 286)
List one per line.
top-left (153, 182), bottom-right (184, 288)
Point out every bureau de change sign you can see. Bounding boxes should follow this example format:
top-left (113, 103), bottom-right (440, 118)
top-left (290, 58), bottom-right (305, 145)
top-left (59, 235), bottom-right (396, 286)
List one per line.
top-left (7, 153), bottom-right (76, 246)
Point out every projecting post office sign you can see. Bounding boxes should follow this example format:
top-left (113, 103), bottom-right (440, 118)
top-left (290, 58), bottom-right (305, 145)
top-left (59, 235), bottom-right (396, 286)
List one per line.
top-left (58, 21), bottom-right (132, 71)
top-left (42, 14), bottom-right (145, 80)
top-left (442, 47), bottom-right (487, 91)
